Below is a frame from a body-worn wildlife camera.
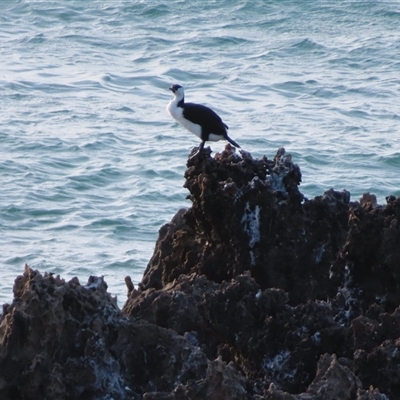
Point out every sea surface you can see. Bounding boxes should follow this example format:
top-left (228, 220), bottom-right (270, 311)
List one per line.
top-left (1, 0), bottom-right (400, 307)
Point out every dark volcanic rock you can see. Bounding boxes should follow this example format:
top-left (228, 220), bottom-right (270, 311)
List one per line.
top-left (140, 146), bottom-right (350, 306)
top-left (2, 146), bottom-right (400, 399)
top-left (0, 266), bottom-right (211, 399)
top-left (126, 147), bottom-right (400, 398)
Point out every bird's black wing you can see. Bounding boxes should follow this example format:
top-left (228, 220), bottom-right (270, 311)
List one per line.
top-left (183, 103), bottom-right (228, 135)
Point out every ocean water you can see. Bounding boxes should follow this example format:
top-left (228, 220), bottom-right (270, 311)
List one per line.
top-left (1, 0), bottom-right (400, 307)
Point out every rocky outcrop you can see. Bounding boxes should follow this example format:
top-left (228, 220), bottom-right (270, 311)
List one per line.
top-left (139, 147), bottom-right (356, 308)
top-left (0, 267), bottom-right (213, 399)
top-left (1, 145), bottom-right (400, 399)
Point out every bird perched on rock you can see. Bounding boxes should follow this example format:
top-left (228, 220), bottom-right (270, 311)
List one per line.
top-left (167, 84), bottom-right (240, 151)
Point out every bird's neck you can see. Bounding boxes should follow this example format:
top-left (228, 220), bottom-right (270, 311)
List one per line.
top-left (174, 95), bottom-right (184, 108)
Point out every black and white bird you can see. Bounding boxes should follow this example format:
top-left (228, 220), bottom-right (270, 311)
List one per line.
top-left (167, 84), bottom-right (240, 151)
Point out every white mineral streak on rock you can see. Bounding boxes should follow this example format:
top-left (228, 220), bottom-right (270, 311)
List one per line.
top-left (242, 202), bottom-right (261, 266)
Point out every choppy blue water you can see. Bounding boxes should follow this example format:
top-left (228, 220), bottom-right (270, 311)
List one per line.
top-left (1, 0), bottom-right (400, 307)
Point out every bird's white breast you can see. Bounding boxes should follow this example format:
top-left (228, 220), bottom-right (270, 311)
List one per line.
top-left (167, 100), bottom-right (202, 139)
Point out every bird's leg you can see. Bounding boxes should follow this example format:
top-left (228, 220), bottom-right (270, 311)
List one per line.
top-left (189, 141), bottom-right (205, 161)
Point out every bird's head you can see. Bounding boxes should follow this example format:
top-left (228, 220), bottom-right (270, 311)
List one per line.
top-left (169, 84), bottom-right (184, 98)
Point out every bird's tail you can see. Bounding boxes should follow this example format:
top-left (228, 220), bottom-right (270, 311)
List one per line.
top-left (226, 135), bottom-right (240, 148)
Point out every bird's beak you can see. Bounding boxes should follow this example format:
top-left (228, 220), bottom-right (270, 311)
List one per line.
top-left (169, 87), bottom-right (174, 92)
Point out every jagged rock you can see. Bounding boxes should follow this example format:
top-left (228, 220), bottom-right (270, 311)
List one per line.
top-left (262, 354), bottom-right (388, 400)
top-left (125, 147), bottom-right (400, 398)
top-left (2, 146), bottom-right (400, 399)
top-left (0, 266), bottom-right (211, 399)
top-left (140, 146), bottom-right (350, 305)
top-left (175, 357), bottom-right (248, 400)
top-left (331, 193), bottom-right (400, 311)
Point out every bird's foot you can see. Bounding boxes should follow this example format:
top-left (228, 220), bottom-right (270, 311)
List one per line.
top-left (189, 147), bottom-right (201, 159)
top-left (187, 146), bottom-right (212, 166)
